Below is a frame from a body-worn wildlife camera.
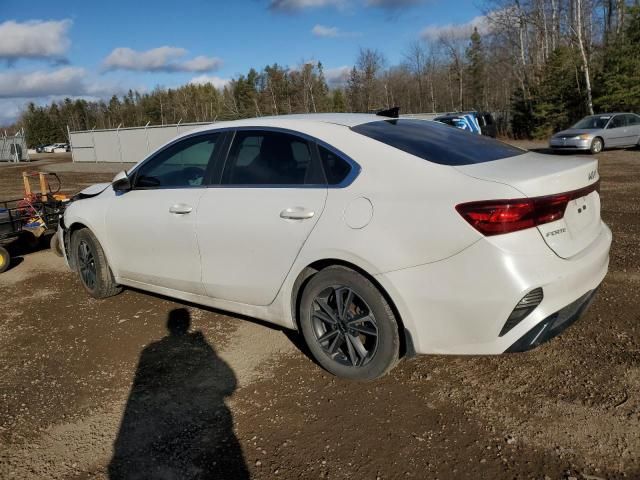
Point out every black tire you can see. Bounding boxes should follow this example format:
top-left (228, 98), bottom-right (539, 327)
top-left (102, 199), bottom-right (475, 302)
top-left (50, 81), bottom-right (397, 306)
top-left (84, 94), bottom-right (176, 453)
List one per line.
top-left (50, 233), bottom-right (63, 257)
top-left (590, 137), bottom-right (604, 154)
top-left (71, 228), bottom-right (122, 298)
top-left (299, 266), bottom-right (400, 380)
top-left (0, 246), bottom-right (10, 273)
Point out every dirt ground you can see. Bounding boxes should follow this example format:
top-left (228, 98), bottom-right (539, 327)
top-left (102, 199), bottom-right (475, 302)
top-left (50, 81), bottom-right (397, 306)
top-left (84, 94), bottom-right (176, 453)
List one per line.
top-left (0, 144), bottom-right (638, 480)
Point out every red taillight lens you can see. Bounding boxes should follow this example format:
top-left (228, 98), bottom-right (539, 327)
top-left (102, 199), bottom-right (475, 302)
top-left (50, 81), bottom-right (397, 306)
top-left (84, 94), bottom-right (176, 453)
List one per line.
top-left (456, 181), bottom-right (599, 236)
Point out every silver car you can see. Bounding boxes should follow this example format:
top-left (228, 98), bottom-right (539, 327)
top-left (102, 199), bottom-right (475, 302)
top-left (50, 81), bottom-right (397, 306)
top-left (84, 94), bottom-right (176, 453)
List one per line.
top-left (550, 113), bottom-right (640, 154)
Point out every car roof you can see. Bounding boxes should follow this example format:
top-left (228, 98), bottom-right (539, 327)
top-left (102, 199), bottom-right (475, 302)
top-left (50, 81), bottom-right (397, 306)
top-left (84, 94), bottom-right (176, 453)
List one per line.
top-left (189, 113), bottom-right (388, 136)
top-left (259, 113), bottom-right (389, 127)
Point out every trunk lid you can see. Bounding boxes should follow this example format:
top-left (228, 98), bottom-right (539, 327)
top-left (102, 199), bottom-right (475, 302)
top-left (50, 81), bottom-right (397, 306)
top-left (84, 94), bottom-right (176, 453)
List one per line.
top-left (455, 151), bottom-right (602, 259)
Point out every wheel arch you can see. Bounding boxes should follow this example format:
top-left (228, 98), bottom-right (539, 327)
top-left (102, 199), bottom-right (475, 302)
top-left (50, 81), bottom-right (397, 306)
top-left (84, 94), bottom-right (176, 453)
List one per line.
top-left (65, 221), bottom-right (89, 270)
top-left (290, 258), bottom-right (416, 358)
top-left (65, 221), bottom-right (115, 274)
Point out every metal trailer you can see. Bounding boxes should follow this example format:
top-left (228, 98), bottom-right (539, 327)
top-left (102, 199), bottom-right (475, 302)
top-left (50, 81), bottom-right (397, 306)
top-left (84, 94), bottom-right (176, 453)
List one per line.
top-left (0, 172), bottom-right (69, 273)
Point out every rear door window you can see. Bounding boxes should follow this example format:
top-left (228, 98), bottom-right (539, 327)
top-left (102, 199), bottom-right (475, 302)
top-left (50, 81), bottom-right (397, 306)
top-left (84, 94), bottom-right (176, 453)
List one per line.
top-left (351, 119), bottom-right (524, 166)
top-left (222, 131), bottom-right (318, 185)
top-left (608, 115), bottom-right (626, 128)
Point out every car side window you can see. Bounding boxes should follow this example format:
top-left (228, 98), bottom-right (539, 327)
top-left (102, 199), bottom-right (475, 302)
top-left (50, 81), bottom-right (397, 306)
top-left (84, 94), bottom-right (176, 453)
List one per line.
top-left (318, 145), bottom-right (352, 185)
top-left (608, 115), bottom-right (626, 129)
top-left (135, 134), bottom-right (220, 189)
top-left (624, 114), bottom-right (640, 126)
top-left (222, 131), bottom-right (316, 185)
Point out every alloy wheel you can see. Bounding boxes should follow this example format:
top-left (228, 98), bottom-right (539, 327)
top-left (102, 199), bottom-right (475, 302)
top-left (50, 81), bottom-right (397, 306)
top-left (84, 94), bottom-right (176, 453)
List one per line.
top-left (592, 139), bottom-right (603, 153)
top-left (77, 240), bottom-right (97, 290)
top-left (310, 286), bottom-right (379, 367)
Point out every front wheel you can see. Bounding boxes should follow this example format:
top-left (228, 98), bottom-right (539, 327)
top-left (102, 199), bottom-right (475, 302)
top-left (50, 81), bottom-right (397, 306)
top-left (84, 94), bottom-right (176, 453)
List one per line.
top-left (590, 137), bottom-right (603, 154)
top-left (299, 266), bottom-right (400, 380)
top-left (71, 228), bottom-right (122, 298)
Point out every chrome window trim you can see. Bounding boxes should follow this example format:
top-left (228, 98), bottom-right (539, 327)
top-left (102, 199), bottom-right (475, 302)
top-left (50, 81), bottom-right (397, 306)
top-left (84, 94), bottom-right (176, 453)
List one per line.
top-left (128, 125), bottom-right (361, 190)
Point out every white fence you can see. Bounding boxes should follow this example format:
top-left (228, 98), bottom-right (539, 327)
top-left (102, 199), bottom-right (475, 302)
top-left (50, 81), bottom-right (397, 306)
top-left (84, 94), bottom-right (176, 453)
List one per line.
top-left (0, 129), bottom-right (29, 162)
top-left (69, 122), bottom-right (213, 163)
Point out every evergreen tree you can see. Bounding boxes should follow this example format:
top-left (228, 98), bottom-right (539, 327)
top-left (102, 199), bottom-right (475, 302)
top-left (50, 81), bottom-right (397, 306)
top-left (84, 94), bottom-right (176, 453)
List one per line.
top-left (531, 47), bottom-right (587, 138)
top-left (594, 7), bottom-right (640, 112)
top-left (346, 67), bottom-right (362, 112)
top-left (331, 89), bottom-right (346, 112)
top-left (510, 87), bottom-right (536, 139)
top-left (466, 27), bottom-right (486, 111)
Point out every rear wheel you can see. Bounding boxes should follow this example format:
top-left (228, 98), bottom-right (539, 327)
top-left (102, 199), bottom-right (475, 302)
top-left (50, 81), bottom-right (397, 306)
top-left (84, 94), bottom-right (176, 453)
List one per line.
top-left (0, 246), bottom-right (10, 273)
top-left (299, 266), bottom-right (400, 380)
top-left (590, 137), bottom-right (603, 154)
top-left (71, 228), bottom-right (122, 298)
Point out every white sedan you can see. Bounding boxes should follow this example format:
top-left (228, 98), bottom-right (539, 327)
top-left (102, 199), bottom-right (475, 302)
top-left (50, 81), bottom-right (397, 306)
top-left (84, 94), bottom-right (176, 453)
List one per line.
top-left (58, 114), bottom-right (611, 380)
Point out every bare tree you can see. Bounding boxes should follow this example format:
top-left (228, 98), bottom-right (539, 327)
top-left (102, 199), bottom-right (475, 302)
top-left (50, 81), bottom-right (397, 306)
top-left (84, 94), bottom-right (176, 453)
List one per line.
top-left (572, 0), bottom-right (595, 114)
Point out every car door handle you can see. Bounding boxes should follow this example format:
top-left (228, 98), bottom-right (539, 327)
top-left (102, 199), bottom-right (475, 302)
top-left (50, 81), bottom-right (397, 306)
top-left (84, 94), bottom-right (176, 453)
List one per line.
top-left (169, 204), bottom-right (193, 214)
top-left (280, 207), bottom-right (314, 220)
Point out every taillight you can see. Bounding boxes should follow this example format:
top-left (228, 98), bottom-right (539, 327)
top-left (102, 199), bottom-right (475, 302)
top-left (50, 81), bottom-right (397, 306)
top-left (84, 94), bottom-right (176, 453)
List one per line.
top-left (456, 180), bottom-right (599, 236)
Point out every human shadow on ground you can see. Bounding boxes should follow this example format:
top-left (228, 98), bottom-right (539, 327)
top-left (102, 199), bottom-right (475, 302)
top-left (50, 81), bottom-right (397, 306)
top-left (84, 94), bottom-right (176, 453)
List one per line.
top-left (108, 308), bottom-right (249, 480)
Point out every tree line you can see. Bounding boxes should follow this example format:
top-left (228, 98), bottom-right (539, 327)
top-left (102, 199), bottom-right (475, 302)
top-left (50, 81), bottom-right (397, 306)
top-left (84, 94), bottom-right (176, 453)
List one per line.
top-left (15, 2), bottom-right (640, 147)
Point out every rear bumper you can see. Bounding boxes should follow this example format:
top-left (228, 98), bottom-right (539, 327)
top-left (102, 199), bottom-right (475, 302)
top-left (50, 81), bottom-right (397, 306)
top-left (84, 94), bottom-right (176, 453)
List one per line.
top-left (375, 223), bottom-right (611, 355)
top-left (506, 288), bottom-right (597, 352)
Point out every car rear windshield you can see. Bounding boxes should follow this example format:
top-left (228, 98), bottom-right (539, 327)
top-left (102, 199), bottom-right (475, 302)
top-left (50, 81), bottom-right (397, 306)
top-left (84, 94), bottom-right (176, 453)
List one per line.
top-left (351, 119), bottom-right (524, 166)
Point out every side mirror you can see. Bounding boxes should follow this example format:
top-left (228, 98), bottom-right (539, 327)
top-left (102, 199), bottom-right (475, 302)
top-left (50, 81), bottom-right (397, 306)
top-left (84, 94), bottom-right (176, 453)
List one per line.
top-left (112, 170), bottom-right (132, 192)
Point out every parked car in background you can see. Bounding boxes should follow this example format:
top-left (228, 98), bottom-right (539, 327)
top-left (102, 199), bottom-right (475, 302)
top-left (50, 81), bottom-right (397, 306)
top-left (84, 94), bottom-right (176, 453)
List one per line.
top-left (53, 143), bottom-right (70, 153)
top-left (35, 144), bottom-right (47, 153)
top-left (434, 111), bottom-right (497, 137)
top-left (43, 143), bottom-right (68, 153)
top-left (59, 114), bottom-right (610, 380)
top-left (476, 112), bottom-right (497, 137)
top-left (550, 113), bottom-right (640, 154)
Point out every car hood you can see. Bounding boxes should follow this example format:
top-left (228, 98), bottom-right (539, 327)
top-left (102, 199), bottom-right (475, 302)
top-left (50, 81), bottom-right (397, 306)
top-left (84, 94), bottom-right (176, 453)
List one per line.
top-left (553, 128), bottom-right (599, 137)
top-left (73, 182), bottom-right (111, 200)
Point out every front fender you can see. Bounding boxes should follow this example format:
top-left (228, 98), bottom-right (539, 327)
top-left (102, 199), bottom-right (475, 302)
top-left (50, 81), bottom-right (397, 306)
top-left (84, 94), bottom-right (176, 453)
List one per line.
top-left (62, 194), bottom-right (115, 275)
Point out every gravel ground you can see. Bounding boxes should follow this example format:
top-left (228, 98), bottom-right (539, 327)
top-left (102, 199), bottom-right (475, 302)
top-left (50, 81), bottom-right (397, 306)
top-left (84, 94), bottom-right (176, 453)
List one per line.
top-left (0, 144), bottom-right (639, 479)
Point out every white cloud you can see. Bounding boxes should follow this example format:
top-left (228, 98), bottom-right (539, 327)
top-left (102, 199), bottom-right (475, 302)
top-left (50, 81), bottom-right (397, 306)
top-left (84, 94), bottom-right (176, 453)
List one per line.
top-left (0, 19), bottom-right (72, 62)
top-left (324, 65), bottom-right (351, 86)
top-left (103, 47), bottom-right (223, 73)
top-left (420, 14), bottom-right (490, 41)
top-left (0, 67), bottom-right (127, 125)
top-left (312, 25), bottom-right (340, 37)
top-left (0, 67), bottom-right (124, 101)
top-left (311, 24), bottom-right (360, 38)
top-left (269, 0), bottom-right (347, 12)
top-left (0, 67), bottom-right (87, 98)
top-left (189, 75), bottom-right (231, 89)
top-left (181, 56), bottom-right (223, 72)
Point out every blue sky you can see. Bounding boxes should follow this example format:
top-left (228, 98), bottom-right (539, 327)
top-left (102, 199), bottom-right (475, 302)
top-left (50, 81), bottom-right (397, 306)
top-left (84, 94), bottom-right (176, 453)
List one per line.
top-left (0, 0), bottom-right (485, 125)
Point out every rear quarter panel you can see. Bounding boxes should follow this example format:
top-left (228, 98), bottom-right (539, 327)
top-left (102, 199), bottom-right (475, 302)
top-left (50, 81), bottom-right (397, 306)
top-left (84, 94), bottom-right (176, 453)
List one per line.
top-left (289, 124), bottom-right (525, 274)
